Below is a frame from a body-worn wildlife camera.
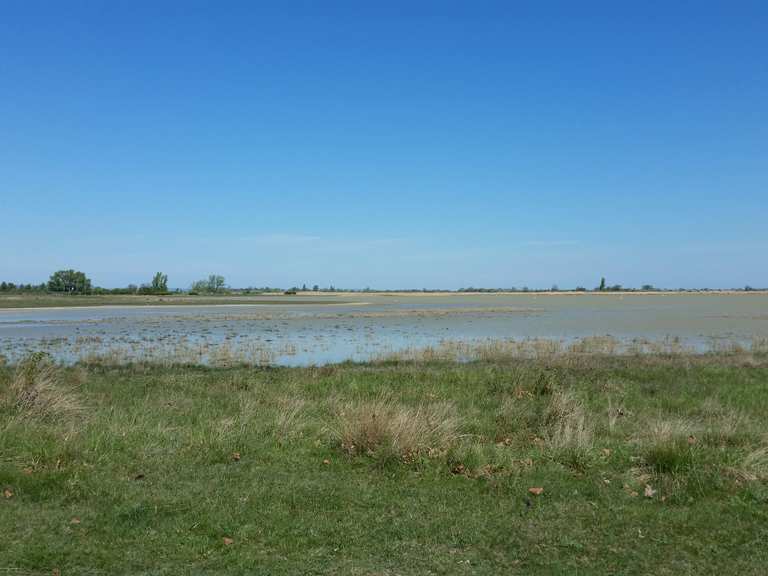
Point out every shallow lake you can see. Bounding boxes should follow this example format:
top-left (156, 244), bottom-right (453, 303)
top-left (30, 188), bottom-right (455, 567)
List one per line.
top-left (1, 293), bottom-right (766, 365)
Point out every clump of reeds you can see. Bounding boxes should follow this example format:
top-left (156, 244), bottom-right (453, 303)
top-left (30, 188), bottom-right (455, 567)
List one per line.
top-left (376, 335), bottom-right (700, 364)
top-left (330, 395), bottom-right (461, 462)
top-left (567, 336), bottom-right (620, 355)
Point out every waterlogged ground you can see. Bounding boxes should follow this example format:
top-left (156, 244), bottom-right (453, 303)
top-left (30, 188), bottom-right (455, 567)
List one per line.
top-left (1, 293), bottom-right (767, 365)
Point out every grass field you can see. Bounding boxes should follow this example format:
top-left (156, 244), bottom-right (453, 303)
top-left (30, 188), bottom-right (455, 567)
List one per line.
top-left (2, 351), bottom-right (768, 574)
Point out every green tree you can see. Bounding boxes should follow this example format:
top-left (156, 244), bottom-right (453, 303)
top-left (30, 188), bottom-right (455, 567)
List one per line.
top-left (151, 272), bottom-right (168, 293)
top-left (598, 277), bottom-right (606, 291)
top-left (191, 275), bottom-right (226, 293)
top-left (48, 270), bottom-right (92, 294)
top-left (207, 275), bottom-right (225, 293)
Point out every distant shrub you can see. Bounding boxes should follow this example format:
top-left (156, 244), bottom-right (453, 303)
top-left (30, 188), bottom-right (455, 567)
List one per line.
top-left (48, 269), bottom-right (92, 294)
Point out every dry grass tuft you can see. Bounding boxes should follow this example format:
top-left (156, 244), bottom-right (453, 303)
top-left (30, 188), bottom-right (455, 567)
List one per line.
top-left (643, 419), bottom-right (697, 474)
top-left (700, 398), bottom-right (750, 446)
top-left (737, 446), bottom-right (768, 481)
top-left (5, 353), bottom-right (83, 422)
top-left (495, 395), bottom-right (536, 438)
top-left (567, 336), bottom-right (620, 355)
top-left (751, 337), bottom-right (768, 355)
top-left (541, 390), bottom-right (593, 450)
top-left (646, 418), bottom-right (694, 443)
top-left (274, 397), bottom-right (307, 441)
top-left (606, 396), bottom-right (628, 434)
top-left (330, 396), bottom-right (461, 461)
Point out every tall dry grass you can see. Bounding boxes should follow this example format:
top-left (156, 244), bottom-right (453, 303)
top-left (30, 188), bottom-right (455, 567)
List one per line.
top-left (274, 397), bottom-right (307, 442)
top-left (736, 446), bottom-right (768, 481)
top-left (541, 390), bottom-right (594, 450)
top-left (375, 335), bottom-right (709, 364)
top-left (4, 352), bottom-right (83, 422)
top-left (641, 419), bottom-right (697, 474)
top-left (699, 397), bottom-right (751, 447)
top-left (330, 396), bottom-right (461, 461)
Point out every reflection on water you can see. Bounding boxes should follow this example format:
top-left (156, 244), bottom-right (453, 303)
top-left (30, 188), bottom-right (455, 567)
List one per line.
top-left (1, 294), bottom-right (767, 365)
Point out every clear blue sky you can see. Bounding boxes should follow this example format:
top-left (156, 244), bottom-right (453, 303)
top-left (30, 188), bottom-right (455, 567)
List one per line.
top-left (1, 1), bottom-right (766, 289)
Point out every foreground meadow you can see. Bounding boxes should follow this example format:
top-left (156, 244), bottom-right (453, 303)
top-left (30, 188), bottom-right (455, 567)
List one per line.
top-left (2, 350), bottom-right (768, 575)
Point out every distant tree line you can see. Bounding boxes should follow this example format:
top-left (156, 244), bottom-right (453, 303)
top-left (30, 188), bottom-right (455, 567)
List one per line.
top-left (0, 270), bottom-right (171, 296)
top-left (1, 271), bottom-right (765, 295)
top-left (457, 280), bottom-right (765, 293)
top-left (0, 282), bottom-right (47, 292)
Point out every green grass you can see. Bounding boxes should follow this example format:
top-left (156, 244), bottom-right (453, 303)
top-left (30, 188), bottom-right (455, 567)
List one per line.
top-left (2, 353), bottom-right (768, 574)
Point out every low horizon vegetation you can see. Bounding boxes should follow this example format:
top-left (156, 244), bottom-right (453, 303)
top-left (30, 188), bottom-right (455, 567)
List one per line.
top-left (2, 348), bottom-right (768, 573)
top-left (2, 270), bottom-right (766, 299)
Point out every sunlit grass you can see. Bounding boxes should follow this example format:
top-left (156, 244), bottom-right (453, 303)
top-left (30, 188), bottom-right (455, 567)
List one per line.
top-left (1, 351), bottom-right (768, 574)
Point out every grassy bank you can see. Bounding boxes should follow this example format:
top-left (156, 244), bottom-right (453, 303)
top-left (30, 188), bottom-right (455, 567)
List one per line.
top-left (2, 353), bottom-right (768, 574)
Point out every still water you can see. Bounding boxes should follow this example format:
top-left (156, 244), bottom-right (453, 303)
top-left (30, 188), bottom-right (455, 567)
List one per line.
top-left (1, 294), bottom-right (766, 365)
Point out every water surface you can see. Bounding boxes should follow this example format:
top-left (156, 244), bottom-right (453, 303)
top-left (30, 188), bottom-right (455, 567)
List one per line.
top-left (1, 294), bottom-right (766, 364)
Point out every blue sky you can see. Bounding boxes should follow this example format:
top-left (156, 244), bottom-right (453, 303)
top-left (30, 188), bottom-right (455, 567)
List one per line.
top-left (1, 1), bottom-right (766, 289)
